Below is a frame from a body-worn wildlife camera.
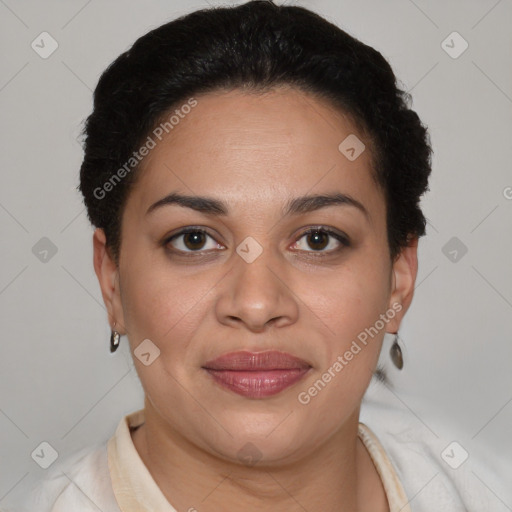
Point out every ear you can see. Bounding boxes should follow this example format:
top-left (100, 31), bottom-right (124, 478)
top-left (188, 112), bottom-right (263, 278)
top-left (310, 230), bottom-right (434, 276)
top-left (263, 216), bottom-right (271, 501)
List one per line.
top-left (92, 228), bottom-right (126, 334)
top-left (386, 237), bottom-right (419, 334)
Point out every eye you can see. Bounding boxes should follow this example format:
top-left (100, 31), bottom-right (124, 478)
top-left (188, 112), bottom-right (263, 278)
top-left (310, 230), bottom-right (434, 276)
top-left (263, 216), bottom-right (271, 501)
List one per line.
top-left (163, 225), bottom-right (350, 257)
top-left (291, 227), bottom-right (350, 254)
top-left (164, 228), bottom-right (224, 254)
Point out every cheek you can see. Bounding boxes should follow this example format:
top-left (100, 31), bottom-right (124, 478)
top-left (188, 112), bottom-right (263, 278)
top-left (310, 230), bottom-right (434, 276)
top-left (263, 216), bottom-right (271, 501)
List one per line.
top-left (297, 254), bottom-right (391, 397)
top-left (295, 283), bottom-right (387, 427)
top-left (119, 266), bottom-right (210, 402)
top-left (120, 256), bottom-right (216, 353)
top-left (309, 259), bottom-right (391, 338)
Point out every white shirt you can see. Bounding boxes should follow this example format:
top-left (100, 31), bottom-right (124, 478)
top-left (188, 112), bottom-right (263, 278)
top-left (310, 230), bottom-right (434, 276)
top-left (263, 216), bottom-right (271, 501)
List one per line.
top-left (12, 396), bottom-right (507, 511)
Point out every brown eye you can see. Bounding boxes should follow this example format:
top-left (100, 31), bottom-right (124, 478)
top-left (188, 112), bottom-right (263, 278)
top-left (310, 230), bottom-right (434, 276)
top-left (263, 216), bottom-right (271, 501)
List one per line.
top-left (182, 231), bottom-right (207, 250)
top-left (292, 227), bottom-right (350, 254)
top-left (305, 230), bottom-right (329, 251)
top-left (165, 228), bottom-right (223, 253)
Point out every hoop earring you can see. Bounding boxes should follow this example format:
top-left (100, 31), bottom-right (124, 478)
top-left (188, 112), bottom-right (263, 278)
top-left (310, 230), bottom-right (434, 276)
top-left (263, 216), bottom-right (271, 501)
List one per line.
top-left (110, 322), bottom-right (121, 353)
top-left (390, 333), bottom-right (404, 370)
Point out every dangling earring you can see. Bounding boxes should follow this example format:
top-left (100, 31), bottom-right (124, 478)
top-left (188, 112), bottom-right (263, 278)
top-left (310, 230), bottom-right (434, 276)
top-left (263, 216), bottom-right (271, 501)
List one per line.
top-left (390, 333), bottom-right (404, 370)
top-left (110, 322), bottom-right (120, 353)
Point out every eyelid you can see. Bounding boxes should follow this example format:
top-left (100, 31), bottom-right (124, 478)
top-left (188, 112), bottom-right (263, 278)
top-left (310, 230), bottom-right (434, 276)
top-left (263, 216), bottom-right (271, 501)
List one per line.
top-left (297, 226), bottom-right (350, 245)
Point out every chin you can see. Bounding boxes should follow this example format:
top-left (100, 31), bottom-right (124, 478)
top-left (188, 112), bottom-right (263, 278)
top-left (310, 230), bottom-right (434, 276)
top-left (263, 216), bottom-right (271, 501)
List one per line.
top-left (201, 411), bottom-right (324, 467)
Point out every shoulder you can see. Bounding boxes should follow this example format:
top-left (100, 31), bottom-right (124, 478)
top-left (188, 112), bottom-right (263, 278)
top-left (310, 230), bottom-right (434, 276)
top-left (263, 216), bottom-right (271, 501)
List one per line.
top-left (17, 442), bottom-right (120, 512)
top-left (360, 387), bottom-right (511, 512)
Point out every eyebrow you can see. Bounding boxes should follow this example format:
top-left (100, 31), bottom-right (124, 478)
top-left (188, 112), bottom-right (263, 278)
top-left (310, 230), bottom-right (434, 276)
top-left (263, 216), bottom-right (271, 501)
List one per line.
top-left (146, 192), bottom-right (370, 221)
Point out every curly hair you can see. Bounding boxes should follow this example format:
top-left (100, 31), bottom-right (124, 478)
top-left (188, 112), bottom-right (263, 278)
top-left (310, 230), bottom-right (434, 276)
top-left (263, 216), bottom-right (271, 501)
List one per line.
top-left (78, 0), bottom-right (432, 264)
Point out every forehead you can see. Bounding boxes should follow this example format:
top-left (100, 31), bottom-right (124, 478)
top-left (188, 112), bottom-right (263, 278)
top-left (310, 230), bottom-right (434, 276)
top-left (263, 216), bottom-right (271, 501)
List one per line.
top-left (126, 87), bottom-right (383, 218)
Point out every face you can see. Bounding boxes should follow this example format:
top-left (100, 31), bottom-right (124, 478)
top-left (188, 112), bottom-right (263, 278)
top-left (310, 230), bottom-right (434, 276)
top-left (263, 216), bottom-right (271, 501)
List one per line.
top-left (95, 87), bottom-right (417, 465)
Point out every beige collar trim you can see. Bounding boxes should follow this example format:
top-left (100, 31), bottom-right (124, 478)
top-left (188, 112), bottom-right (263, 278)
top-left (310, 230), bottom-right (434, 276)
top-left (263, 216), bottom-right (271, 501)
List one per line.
top-left (107, 409), bottom-right (176, 512)
top-left (358, 423), bottom-right (412, 512)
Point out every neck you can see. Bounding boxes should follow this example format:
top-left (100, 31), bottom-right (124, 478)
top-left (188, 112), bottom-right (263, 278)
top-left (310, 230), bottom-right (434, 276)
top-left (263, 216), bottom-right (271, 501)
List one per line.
top-left (131, 398), bottom-right (388, 512)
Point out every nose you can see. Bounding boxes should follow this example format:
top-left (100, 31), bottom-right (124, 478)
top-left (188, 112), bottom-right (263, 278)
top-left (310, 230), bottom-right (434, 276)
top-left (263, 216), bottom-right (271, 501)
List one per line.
top-left (214, 246), bottom-right (299, 332)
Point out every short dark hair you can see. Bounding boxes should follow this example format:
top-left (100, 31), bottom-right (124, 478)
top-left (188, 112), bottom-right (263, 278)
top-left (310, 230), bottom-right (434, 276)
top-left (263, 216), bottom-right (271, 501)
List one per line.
top-left (79, 0), bottom-right (432, 264)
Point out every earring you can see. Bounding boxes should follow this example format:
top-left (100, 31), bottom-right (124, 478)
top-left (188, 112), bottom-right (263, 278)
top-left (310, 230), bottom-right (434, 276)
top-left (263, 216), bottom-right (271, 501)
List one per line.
top-left (390, 333), bottom-right (404, 370)
top-left (110, 322), bottom-right (120, 353)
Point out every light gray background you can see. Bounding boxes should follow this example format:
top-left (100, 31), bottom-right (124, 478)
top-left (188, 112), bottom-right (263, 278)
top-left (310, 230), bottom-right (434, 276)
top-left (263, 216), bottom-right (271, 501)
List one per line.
top-left (1, 0), bottom-right (511, 509)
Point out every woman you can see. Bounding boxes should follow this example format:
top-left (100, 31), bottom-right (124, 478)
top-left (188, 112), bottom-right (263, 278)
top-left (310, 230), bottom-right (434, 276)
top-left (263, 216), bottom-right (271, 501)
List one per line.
top-left (17, 1), bottom-right (492, 511)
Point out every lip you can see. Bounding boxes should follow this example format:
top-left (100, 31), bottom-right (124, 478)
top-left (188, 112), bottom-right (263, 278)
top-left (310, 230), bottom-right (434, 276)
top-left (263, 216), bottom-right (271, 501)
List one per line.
top-left (202, 350), bottom-right (311, 398)
top-left (203, 350), bottom-right (311, 371)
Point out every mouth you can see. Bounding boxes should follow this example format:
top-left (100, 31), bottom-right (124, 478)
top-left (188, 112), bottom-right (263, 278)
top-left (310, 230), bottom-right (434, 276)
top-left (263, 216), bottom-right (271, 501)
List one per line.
top-left (202, 350), bottom-right (312, 399)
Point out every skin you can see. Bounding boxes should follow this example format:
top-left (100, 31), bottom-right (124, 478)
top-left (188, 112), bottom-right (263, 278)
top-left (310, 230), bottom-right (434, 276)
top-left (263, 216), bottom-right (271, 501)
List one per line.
top-left (93, 86), bottom-right (418, 512)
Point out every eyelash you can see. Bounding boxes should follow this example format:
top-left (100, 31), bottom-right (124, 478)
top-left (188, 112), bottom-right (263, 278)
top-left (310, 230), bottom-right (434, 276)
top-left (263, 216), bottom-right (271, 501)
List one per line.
top-left (162, 225), bottom-right (350, 258)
